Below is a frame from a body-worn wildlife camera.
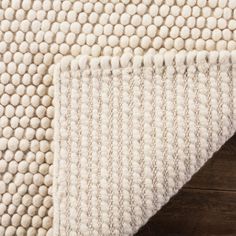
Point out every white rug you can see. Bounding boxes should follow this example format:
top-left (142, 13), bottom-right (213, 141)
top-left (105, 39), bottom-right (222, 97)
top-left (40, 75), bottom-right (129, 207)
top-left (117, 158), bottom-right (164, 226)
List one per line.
top-left (0, 0), bottom-right (235, 235)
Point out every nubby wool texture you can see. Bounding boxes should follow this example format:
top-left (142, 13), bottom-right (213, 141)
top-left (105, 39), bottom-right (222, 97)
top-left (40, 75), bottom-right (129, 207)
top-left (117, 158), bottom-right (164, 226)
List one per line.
top-left (0, 0), bottom-right (236, 236)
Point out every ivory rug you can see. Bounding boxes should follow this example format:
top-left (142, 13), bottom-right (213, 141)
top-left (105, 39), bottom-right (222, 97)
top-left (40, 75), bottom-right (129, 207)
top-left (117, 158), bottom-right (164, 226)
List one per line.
top-left (0, 0), bottom-right (236, 236)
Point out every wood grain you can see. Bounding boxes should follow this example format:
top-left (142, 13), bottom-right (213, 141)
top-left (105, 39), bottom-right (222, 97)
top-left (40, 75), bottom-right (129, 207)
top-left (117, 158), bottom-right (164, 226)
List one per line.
top-left (136, 134), bottom-right (236, 236)
top-left (186, 135), bottom-right (236, 191)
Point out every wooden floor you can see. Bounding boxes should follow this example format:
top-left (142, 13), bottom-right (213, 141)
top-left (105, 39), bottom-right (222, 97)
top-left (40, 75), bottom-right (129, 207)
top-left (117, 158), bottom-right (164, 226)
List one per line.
top-left (136, 134), bottom-right (236, 236)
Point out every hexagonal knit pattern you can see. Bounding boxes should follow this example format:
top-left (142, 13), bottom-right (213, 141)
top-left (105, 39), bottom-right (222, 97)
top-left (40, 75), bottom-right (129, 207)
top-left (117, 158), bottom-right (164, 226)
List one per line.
top-left (0, 0), bottom-right (236, 236)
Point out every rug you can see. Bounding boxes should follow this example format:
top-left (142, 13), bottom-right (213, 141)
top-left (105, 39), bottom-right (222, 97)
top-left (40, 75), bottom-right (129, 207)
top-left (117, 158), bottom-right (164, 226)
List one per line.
top-left (0, 0), bottom-right (236, 236)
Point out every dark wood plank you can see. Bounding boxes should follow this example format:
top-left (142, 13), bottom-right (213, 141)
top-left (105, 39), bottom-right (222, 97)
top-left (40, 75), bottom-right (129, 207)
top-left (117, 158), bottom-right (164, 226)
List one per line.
top-left (136, 134), bottom-right (236, 236)
top-left (185, 134), bottom-right (236, 191)
top-left (136, 189), bottom-right (236, 236)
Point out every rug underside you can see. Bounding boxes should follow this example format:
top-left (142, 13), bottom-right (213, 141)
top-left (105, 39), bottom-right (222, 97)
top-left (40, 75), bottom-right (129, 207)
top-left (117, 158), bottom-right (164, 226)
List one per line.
top-left (54, 50), bottom-right (236, 236)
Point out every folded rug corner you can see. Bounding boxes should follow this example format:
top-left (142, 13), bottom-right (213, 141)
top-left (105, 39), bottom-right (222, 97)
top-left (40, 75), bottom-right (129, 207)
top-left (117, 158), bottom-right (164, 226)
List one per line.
top-left (53, 50), bottom-right (236, 236)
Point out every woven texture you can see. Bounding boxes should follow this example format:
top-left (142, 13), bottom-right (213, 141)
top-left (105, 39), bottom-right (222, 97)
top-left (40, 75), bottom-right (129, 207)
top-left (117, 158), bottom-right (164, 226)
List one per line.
top-left (0, 0), bottom-right (236, 235)
top-left (54, 51), bottom-right (236, 236)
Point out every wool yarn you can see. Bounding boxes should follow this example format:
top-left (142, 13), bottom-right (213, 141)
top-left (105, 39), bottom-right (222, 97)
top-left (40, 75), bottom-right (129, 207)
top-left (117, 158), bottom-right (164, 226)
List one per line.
top-left (0, 0), bottom-right (235, 236)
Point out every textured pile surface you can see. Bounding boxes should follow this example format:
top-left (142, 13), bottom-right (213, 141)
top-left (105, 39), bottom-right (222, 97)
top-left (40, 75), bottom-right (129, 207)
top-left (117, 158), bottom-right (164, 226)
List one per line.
top-left (0, 0), bottom-right (235, 235)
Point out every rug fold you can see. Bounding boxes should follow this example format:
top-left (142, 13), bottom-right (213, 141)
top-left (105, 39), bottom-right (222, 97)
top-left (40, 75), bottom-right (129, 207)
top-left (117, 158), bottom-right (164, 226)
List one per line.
top-left (53, 50), bottom-right (236, 236)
